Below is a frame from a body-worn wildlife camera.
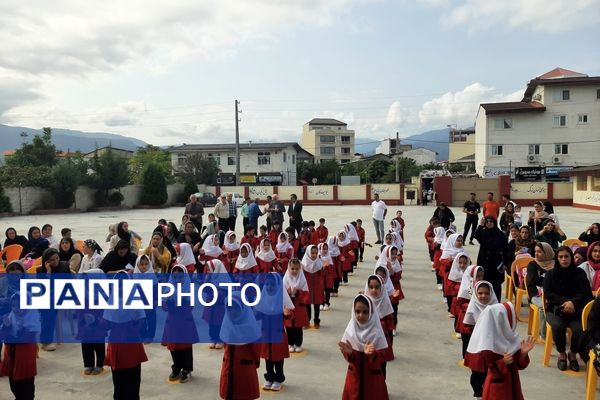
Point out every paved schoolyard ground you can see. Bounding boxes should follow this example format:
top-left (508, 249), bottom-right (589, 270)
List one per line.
top-left (1, 204), bottom-right (599, 399)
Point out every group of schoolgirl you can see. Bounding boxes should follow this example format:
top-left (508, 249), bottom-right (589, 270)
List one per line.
top-left (424, 218), bottom-right (537, 400)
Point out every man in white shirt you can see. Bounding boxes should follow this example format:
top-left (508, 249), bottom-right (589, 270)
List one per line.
top-left (371, 193), bottom-right (387, 244)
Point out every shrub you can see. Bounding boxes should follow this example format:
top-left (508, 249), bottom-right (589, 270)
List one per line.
top-left (0, 182), bottom-right (12, 212)
top-left (140, 163), bottom-right (168, 205)
top-left (108, 192), bottom-right (124, 206)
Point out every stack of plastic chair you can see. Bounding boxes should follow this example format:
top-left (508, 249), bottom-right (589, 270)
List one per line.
top-left (563, 238), bottom-right (587, 249)
top-left (0, 244), bottom-right (24, 271)
top-left (26, 257), bottom-right (43, 273)
top-left (76, 239), bottom-right (85, 252)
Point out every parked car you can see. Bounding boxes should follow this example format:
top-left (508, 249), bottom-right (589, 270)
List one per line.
top-left (194, 192), bottom-right (218, 207)
top-left (229, 192), bottom-right (245, 207)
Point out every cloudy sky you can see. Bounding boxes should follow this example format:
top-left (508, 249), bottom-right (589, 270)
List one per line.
top-left (1, 0), bottom-right (599, 147)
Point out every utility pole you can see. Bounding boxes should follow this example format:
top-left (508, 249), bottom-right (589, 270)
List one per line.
top-left (395, 131), bottom-right (400, 183)
top-left (235, 100), bottom-right (241, 185)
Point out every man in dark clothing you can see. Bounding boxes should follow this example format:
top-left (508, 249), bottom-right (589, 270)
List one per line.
top-left (287, 194), bottom-right (303, 235)
top-left (184, 195), bottom-right (204, 233)
top-left (462, 192), bottom-right (480, 245)
top-left (248, 199), bottom-right (263, 230)
top-left (432, 202), bottom-right (455, 229)
top-left (270, 194), bottom-right (286, 226)
top-left (474, 216), bottom-right (507, 302)
top-left (226, 193), bottom-right (238, 233)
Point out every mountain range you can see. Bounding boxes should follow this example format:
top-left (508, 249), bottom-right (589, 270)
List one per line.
top-left (0, 123), bottom-right (450, 161)
top-left (0, 124), bottom-right (147, 154)
top-left (355, 128), bottom-right (450, 161)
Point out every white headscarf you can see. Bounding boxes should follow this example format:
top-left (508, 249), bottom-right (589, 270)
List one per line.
top-left (374, 265), bottom-right (395, 296)
top-left (390, 231), bottom-right (404, 251)
top-left (466, 301), bottom-right (521, 356)
top-left (202, 234), bottom-right (223, 258)
top-left (283, 264), bottom-right (309, 292)
top-left (327, 236), bottom-right (341, 257)
top-left (391, 219), bottom-right (402, 234)
top-left (168, 264), bottom-right (191, 293)
top-left (434, 226), bottom-right (446, 245)
top-left (440, 233), bottom-right (463, 260)
top-left (440, 228), bottom-right (456, 250)
top-left (176, 242), bottom-right (196, 266)
top-left (6, 292), bottom-right (41, 337)
top-left (219, 295), bottom-right (261, 345)
top-left (318, 242), bottom-right (333, 266)
top-left (133, 255), bottom-right (158, 284)
top-left (337, 230), bottom-right (350, 247)
top-left (463, 280), bottom-right (499, 325)
top-left (103, 271), bottom-right (146, 323)
top-left (341, 294), bottom-right (389, 352)
top-left (457, 265), bottom-right (483, 300)
top-left (205, 259), bottom-right (228, 274)
top-left (235, 243), bottom-right (258, 271)
top-left (345, 224), bottom-right (359, 242)
top-left (377, 245), bottom-right (402, 273)
top-left (254, 273), bottom-right (295, 315)
top-left (275, 232), bottom-right (293, 254)
top-left (256, 238), bottom-right (276, 262)
top-left (223, 231), bottom-right (240, 252)
top-left (302, 245), bottom-right (323, 273)
top-left (364, 275), bottom-right (394, 318)
top-left (448, 252), bottom-right (470, 283)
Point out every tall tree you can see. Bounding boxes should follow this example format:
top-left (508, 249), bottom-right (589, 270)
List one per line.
top-left (50, 158), bottom-right (83, 208)
top-left (0, 181), bottom-right (12, 212)
top-left (89, 147), bottom-right (130, 205)
top-left (140, 162), bottom-right (168, 205)
top-left (179, 153), bottom-right (219, 185)
top-left (129, 145), bottom-right (173, 184)
top-left (7, 127), bottom-right (58, 168)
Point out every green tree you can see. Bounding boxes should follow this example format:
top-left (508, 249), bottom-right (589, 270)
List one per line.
top-left (385, 157), bottom-right (423, 183)
top-left (179, 153), bottom-right (219, 185)
top-left (129, 145), bottom-right (173, 184)
top-left (182, 175), bottom-right (198, 197)
top-left (89, 147), bottom-right (130, 206)
top-left (0, 181), bottom-right (12, 212)
top-left (50, 158), bottom-right (83, 208)
top-left (7, 127), bottom-right (57, 168)
top-left (140, 163), bottom-right (168, 205)
top-left (296, 160), bottom-right (340, 184)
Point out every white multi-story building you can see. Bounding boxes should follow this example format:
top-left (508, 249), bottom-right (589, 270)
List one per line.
top-left (169, 142), bottom-right (312, 185)
top-left (475, 68), bottom-right (600, 177)
top-left (300, 118), bottom-right (355, 164)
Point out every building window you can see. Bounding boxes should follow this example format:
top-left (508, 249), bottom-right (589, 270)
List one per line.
top-left (494, 118), bottom-right (512, 129)
top-left (491, 145), bottom-right (503, 156)
top-left (257, 152), bottom-right (271, 165)
top-left (578, 114), bottom-right (589, 124)
top-left (577, 176), bottom-right (588, 191)
top-left (341, 147), bottom-right (351, 155)
top-left (207, 153), bottom-right (220, 165)
top-left (320, 147), bottom-right (335, 155)
top-left (528, 144), bottom-right (540, 155)
top-left (553, 89), bottom-right (570, 101)
top-left (341, 136), bottom-right (351, 144)
top-left (283, 152), bottom-right (287, 163)
top-left (553, 115), bottom-right (567, 127)
top-left (554, 144), bottom-right (569, 155)
top-left (320, 135), bottom-right (335, 143)
top-left (177, 153), bottom-right (187, 166)
top-left (292, 154), bottom-right (296, 164)
top-left (227, 156), bottom-right (235, 166)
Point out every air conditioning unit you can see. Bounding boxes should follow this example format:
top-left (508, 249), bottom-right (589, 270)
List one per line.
top-left (533, 94), bottom-right (542, 101)
top-left (552, 156), bottom-right (562, 164)
top-left (527, 155), bottom-right (539, 163)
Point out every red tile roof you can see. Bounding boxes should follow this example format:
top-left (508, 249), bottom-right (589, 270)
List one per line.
top-left (537, 68), bottom-right (587, 79)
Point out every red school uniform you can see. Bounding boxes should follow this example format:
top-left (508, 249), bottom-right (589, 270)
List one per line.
top-left (161, 302), bottom-right (199, 351)
top-left (299, 229), bottom-right (312, 250)
top-left (356, 226), bottom-right (365, 244)
top-left (455, 297), bottom-right (472, 334)
top-left (105, 321), bottom-right (148, 370)
top-left (465, 350), bottom-right (529, 400)
top-left (275, 248), bottom-right (293, 273)
top-left (199, 253), bottom-right (228, 270)
top-left (268, 229), bottom-right (282, 246)
top-left (0, 343), bottom-right (37, 381)
top-left (287, 290), bottom-right (310, 328)
top-left (390, 271), bottom-right (404, 302)
top-left (259, 313), bottom-right (291, 362)
top-left (241, 235), bottom-right (260, 252)
top-left (309, 228), bottom-right (320, 246)
top-left (395, 217), bottom-right (405, 239)
top-left (219, 343), bottom-right (261, 400)
top-left (289, 237), bottom-right (300, 256)
top-left (222, 248), bottom-right (239, 273)
top-left (342, 349), bottom-right (389, 400)
top-left (257, 258), bottom-right (278, 273)
top-left (339, 244), bottom-right (355, 273)
top-left (304, 269), bottom-right (325, 305)
top-left (315, 226), bottom-right (329, 243)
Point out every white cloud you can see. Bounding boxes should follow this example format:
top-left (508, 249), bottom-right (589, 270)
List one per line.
top-left (438, 0), bottom-right (600, 33)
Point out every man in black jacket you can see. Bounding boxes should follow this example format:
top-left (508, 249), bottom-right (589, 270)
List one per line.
top-left (462, 192), bottom-right (480, 245)
top-left (287, 194), bottom-right (303, 235)
top-left (432, 202), bottom-right (455, 229)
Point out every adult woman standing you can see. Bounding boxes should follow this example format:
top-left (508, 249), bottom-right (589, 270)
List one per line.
top-left (474, 216), bottom-right (507, 302)
top-left (543, 246), bottom-right (593, 371)
top-left (525, 243), bottom-right (555, 339)
top-left (527, 201), bottom-right (549, 235)
top-left (499, 203), bottom-right (515, 236)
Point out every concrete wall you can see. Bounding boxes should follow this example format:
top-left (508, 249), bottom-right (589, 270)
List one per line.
top-left (307, 185), bottom-right (334, 201)
top-left (277, 186), bottom-right (303, 201)
top-left (451, 178), bottom-right (498, 207)
top-left (338, 185), bottom-right (365, 200)
top-left (553, 182), bottom-right (573, 199)
top-left (370, 184), bottom-right (401, 200)
top-left (573, 176), bottom-right (600, 210)
top-left (248, 186), bottom-right (274, 199)
top-left (511, 182), bottom-right (548, 200)
top-left (220, 186), bottom-right (245, 196)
